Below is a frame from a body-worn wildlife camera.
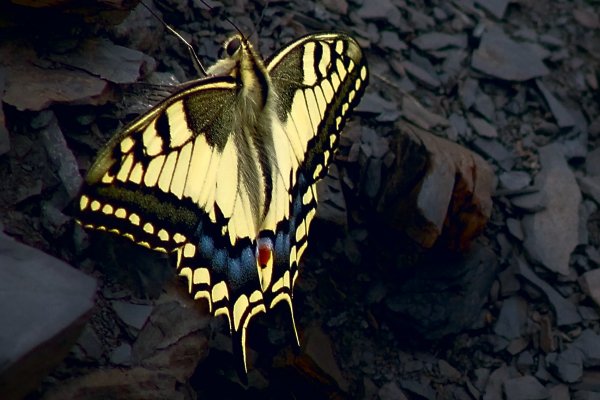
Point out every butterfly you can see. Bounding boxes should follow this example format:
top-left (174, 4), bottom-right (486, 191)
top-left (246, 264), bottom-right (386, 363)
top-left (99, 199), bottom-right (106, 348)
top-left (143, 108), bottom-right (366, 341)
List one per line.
top-left (77, 30), bottom-right (368, 375)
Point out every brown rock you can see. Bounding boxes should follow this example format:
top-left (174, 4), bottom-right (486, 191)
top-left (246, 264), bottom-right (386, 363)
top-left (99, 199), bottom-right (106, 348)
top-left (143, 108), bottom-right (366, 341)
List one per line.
top-left (377, 121), bottom-right (494, 250)
top-left (302, 324), bottom-right (349, 392)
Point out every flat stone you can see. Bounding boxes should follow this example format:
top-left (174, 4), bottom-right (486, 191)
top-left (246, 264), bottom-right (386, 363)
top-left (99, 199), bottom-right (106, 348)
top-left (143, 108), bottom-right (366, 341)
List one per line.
top-left (49, 39), bottom-right (148, 84)
top-left (316, 164), bottom-right (347, 227)
top-left (0, 232), bottom-right (96, 400)
top-left (483, 364), bottom-right (510, 400)
top-left (412, 32), bottom-right (467, 51)
top-left (547, 347), bottom-right (584, 383)
top-left (586, 147), bottom-right (600, 176)
top-left (110, 343), bottom-right (132, 366)
top-left (402, 96), bottom-right (449, 130)
top-left (460, 78), bottom-right (479, 109)
top-left (499, 171), bottom-right (531, 191)
top-left (357, 0), bottom-right (403, 25)
top-left (111, 301), bottom-right (153, 331)
top-left (503, 376), bottom-right (549, 400)
top-left (510, 190), bottom-right (547, 213)
top-left (379, 30), bottom-right (407, 51)
top-left (303, 324), bottom-right (349, 391)
top-left (548, 384), bottom-right (570, 400)
top-left (579, 269), bottom-right (600, 309)
top-left (574, 391), bottom-right (600, 400)
top-left (75, 325), bottom-right (103, 361)
top-left (522, 144), bottom-right (581, 275)
top-left (577, 176), bottom-right (600, 204)
top-left (494, 296), bottom-right (528, 340)
top-left (573, 8), bottom-right (600, 29)
top-left (40, 114), bottom-right (83, 201)
top-left (472, 138), bottom-right (515, 170)
top-left (41, 367), bottom-right (184, 400)
top-left (536, 80), bottom-right (575, 129)
top-left (379, 381), bottom-right (409, 400)
top-left (449, 113), bottom-right (469, 138)
top-left (472, 26), bottom-right (549, 81)
top-left (572, 330), bottom-right (600, 367)
top-left (474, 91), bottom-right (496, 122)
top-left (474, 0), bottom-right (510, 19)
top-left (516, 257), bottom-right (581, 326)
top-left (355, 92), bottom-right (397, 115)
top-left (506, 218), bottom-right (524, 241)
top-left (401, 60), bottom-right (441, 89)
top-left (469, 115), bottom-right (498, 138)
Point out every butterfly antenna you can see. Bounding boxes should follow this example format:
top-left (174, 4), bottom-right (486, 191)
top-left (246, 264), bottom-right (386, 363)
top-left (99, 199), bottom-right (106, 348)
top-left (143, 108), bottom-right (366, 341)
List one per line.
top-left (197, 0), bottom-right (246, 40)
top-left (248, 0), bottom-right (270, 42)
top-left (140, 1), bottom-right (208, 76)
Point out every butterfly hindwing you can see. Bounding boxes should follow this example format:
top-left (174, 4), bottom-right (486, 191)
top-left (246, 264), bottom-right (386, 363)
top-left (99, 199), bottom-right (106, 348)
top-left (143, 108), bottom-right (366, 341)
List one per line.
top-left (77, 32), bottom-right (367, 376)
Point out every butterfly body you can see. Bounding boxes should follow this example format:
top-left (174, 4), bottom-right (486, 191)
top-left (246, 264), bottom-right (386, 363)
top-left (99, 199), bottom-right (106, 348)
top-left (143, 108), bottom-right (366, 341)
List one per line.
top-left (78, 31), bottom-right (368, 374)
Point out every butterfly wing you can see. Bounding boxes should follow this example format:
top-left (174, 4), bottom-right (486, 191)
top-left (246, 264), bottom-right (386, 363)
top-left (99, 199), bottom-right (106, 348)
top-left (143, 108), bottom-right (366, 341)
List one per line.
top-left (258, 32), bottom-right (369, 319)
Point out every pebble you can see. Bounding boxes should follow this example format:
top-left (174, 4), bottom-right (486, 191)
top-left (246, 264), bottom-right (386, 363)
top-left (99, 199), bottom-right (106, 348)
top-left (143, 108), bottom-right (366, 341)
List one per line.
top-left (494, 296), bottom-right (528, 340)
top-left (536, 80), bottom-right (576, 129)
top-left (572, 330), bottom-right (600, 368)
top-left (499, 171), bottom-right (531, 191)
top-left (401, 60), bottom-right (441, 89)
top-left (469, 115), bottom-right (498, 138)
top-left (522, 144), bottom-right (581, 275)
top-left (503, 376), bottom-right (550, 400)
top-left (546, 347), bottom-right (584, 383)
top-left (472, 26), bottom-right (550, 81)
top-left (474, 0), bottom-right (510, 19)
top-left (579, 269), bottom-right (600, 309)
top-left (577, 176), bottom-right (600, 204)
top-left (111, 301), bottom-right (154, 331)
top-left (412, 32), bottom-right (467, 51)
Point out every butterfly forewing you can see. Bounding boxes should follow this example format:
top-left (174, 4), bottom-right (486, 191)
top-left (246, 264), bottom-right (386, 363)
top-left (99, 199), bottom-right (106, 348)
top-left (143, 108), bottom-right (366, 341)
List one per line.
top-left (77, 31), bottom-right (367, 376)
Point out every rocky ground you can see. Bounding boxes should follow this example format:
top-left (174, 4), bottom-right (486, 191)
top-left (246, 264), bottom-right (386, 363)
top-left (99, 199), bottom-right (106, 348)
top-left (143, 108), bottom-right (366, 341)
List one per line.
top-left (1, 0), bottom-right (600, 399)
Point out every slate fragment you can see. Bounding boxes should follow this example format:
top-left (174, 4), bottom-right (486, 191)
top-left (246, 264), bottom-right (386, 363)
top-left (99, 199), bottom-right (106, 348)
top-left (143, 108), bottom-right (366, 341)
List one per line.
top-left (579, 269), bottom-right (600, 309)
top-left (472, 27), bottom-right (550, 81)
top-left (494, 296), bottom-right (528, 340)
top-left (536, 80), bottom-right (575, 129)
top-left (0, 232), bottom-right (96, 400)
top-left (503, 375), bottom-right (549, 400)
top-left (412, 32), bottom-right (467, 51)
top-left (572, 330), bottom-right (600, 368)
top-left (522, 144), bottom-right (581, 275)
top-left (547, 347), bottom-right (584, 383)
top-left (516, 257), bottom-right (581, 326)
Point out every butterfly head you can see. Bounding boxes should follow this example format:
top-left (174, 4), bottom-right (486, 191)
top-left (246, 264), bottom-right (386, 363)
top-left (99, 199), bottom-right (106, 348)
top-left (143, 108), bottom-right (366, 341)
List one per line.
top-left (206, 34), bottom-right (254, 77)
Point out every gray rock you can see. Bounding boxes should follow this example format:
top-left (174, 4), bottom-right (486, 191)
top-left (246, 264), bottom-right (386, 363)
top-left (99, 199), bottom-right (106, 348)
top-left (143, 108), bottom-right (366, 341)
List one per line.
top-left (402, 96), bottom-right (449, 130)
top-left (379, 30), bottom-right (407, 51)
top-left (516, 257), bottom-right (581, 326)
top-left (412, 32), bottom-right (467, 51)
top-left (547, 347), bottom-right (584, 383)
top-left (503, 376), bottom-right (549, 400)
top-left (472, 138), bottom-right (515, 170)
top-left (499, 171), bottom-right (531, 191)
top-left (522, 144), bottom-right (581, 275)
top-left (510, 190), bottom-right (547, 213)
top-left (474, 0), bottom-right (510, 18)
top-left (494, 296), bottom-right (528, 340)
top-left (0, 232), bottom-right (96, 400)
top-left (472, 26), bottom-right (549, 81)
top-left (402, 60), bottom-right (441, 89)
top-left (75, 325), bottom-right (103, 361)
top-left (469, 115), bottom-right (498, 138)
top-left (483, 364), bottom-right (510, 400)
top-left (548, 384), bottom-right (570, 400)
top-left (536, 80), bottom-right (575, 129)
top-left (110, 343), bottom-right (132, 366)
top-left (112, 301), bottom-right (154, 331)
top-left (460, 78), bottom-right (479, 109)
top-left (40, 114), bottom-right (84, 201)
top-left (577, 176), bottom-right (600, 204)
top-left (579, 269), bottom-right (600, 309)
top-left (355, 92), bottom-right (397, 115)
top-left (506, 218), bottom-right (524, 241)
top-left (586, 147), bottom-right (600, 176)
top-left (474, 91), bottom-right (496, 122)
top-left (574, 391), bottom-right (600, 400)
top-left (316, 164), bottom-right (347, 227)
top-left (572, 330), bottom-right (600, 367)
top-left (399, 379), bottom-right (436, 400)
top-left (378, 381), bottom-right (408, 400)
top-left (49, 38), bottom-right (148, 84)
top-left (357, 0), bottom-right (403, 26)
top-left (449, 113), bottom-right (469, 138)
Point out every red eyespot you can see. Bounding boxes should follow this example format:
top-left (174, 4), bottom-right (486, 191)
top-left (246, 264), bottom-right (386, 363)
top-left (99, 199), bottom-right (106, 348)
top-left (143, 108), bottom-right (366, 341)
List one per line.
top-left (257, 238), bottom-right (273, 267)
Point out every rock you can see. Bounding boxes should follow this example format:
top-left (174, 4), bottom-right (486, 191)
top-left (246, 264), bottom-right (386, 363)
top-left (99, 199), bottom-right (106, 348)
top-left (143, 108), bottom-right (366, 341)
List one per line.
top-left (494, 296), bottom-right (528, 340)
top-left (75, 325), bottom-right (103, 361)
top-left (412, 32), bottom-right (467, 51)
top-left (574, 392), bottom-right (600, 400)
top-left (356, 0), bottom-right (403, 25)
top-left (536, 80), bottom-right (575, 129)
top-left (438, 359), bottom-right (462, 381)
top-left (378, 381), bottom-right (408, 400)
top-left (472, 138), bottom-right (515, 170)
top-left (0, 232), bottom-right (96, 400)
top-left (547, 347), bottom-right (584, 383)
top-left (499, 171), bottom-right (531, 192)
top-left (572, 330), bottom-right (600, 367)
top-left (586, 147), bottom-right (600, 176)
top-left (379, 30), bottom-right (407, 51)
top-left (401, 96), bottom-right (449, 130)
top-left (1, 42), bottom-right (112, 111)
top-left (355, 92), bottom-right (397, 115)
top-left (399, 379), bottom-right (436, 400)
top-left (385, 244), bottom-right (499, 340)
top-left (516, 257), bottom-right (581, 326)
top-left (510, 190), bottom-right (547, 213)
top-left (41, 367), bottom-right (185, 400)
top-left (303, 324), bottom-right (349, 392)
top-left (483, 364), bottom-right (510, 400)
top-left (573, 8), bottom-right (600, 29)
top-left (577, 176), bottom-right (600, 204)
top-left (40, 114), bottom-right (83, 201)
top-left (503, 376), bottom-right (550, 400)
top-left (548, 384), bottom-right (570, 400)
top-left (474, 0), bottom-right (510, 19)
top-left (49, 39), bottom-right (150, 84)
top-left (0, 71), bottom-right (9, 156)
top-left (472, 26), bottom-right (550, 81)
top-left (132, 286), bottom-right (211, 383)
top-left (460, 78), bottom-right (479, 109)
top-left (469, 115), bottom-right (498, 138)
top-left (401, 60), bottom-right (441, 89)
top-left (316, 164), bottom-right (348, 227)
top-left (111, 301), bottom-right (154, 331)
top-left (522, 144), bottom-right (581, 275)
top-left (377, 122), bottom-right (494, 250)
top-left (579, 269), bottom-right (600, 309)
top-left (110, 343), bottom-right (133, 366)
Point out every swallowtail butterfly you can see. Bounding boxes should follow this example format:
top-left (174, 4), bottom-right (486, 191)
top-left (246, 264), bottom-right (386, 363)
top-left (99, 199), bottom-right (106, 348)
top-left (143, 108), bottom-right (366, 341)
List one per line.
top-left (77, 26), bottom-right (368, 374)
